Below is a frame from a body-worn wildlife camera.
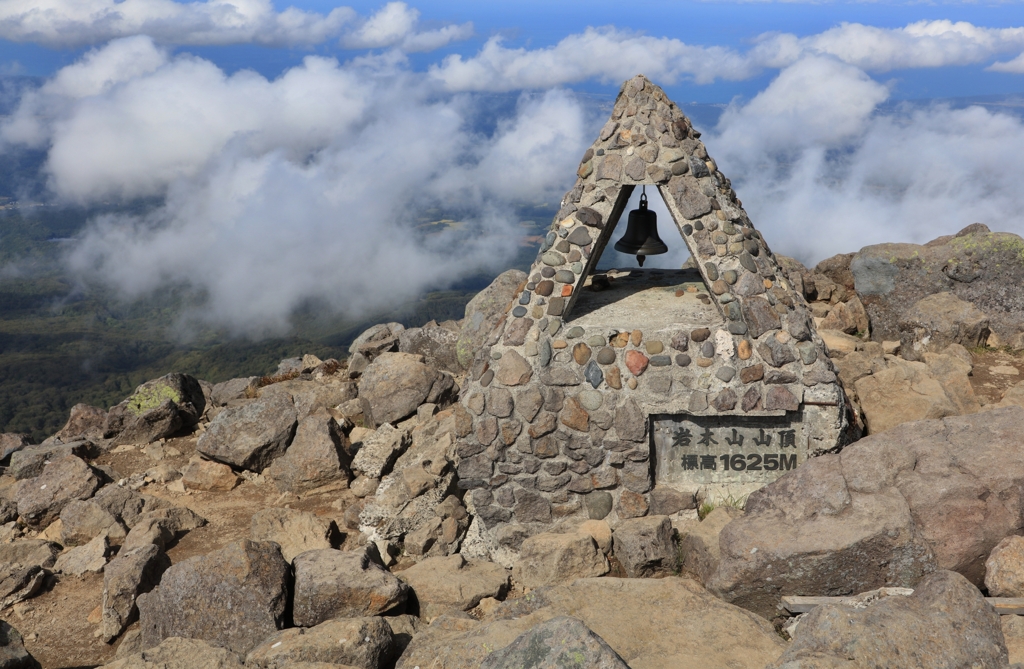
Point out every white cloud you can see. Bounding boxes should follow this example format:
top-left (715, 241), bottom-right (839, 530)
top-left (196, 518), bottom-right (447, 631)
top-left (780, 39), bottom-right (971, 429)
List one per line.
top-left (4, 39), bottom-right (592, 333)
top-left (341, 2), bottom-right (472, 52)
top-left (431, 19), bottom-right (1024, 92)
top-left (708, 56), bottom-right (1024, 265)
top-left (0, 0), bottom-right (355, 48)
top-left (0, 0), bottom-right (472, 51)
top-left (988, 52), bottom-right (1024, 73)
top-left (430, 27), bottom-right (758, 91)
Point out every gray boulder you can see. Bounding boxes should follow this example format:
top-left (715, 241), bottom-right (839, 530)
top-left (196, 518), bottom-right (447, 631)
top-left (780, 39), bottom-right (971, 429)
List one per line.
top-left (400, 322), bottom-right (461, 374)
top-left (54, 534), bottom-right (108, 576)
top-left (209, 377), bottom-right (258, 406)
top-left (0, 540), bottom-right (60, 569)
top-left (50, 404), bottom-right (106, 444)
top-left (769, 571), bottom-right (1007, 669)
top-left (480, 616), bottom-right (629, 669)
top-left (456, 269), bottom-right (527, 370)
top-left (0, 565), bottom-right (45, 610)
top-left (612, 515), bottom-right (677, 578)
top-left (137, 540), bottom-right (290, 655)
top-left (898, 291), bottom-right (990, 360)
top-left (291, 545), bottom-right (409, 627)
top-left (104, 373), bottom-right (206, 445)
top-left (121, 507), bottom-right (206, 552)
top-left (709, 407), bottom-right (1024, 618)
top-left (0, 434), bottom-right (30, 462)
top-left (99, 637), bottom-right (243, 669)
top-left (259, 379), bottom-right (357, 418)
top-left (849, 225), bottom-right (1024, 342)
top-left (15, 455), bottom-right (101, 527)
top-left (196, 391), bottom-right (297, 471)
top-left (249, 507), bottom-right (337, 563)
top-left (347, 322), bottom-right (404, 377)
top-left (101, 544), bottom-right (171, 643)
top-left (9, 441), bottom-right (95, 480)
top-left (246, 616), bottom-right (394, 669)
top-left (357, 352), bottom-right (456, 426)
top-left (60, 498), bottom-right (127, 547)
top-left (266, 410), bottom-right (351, 493)
top-left (0, 621), bottom-right (38, 669)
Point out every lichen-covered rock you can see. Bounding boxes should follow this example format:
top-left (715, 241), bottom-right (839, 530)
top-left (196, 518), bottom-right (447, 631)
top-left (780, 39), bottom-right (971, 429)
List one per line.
top-left (769, 571), bottom-right (1007, 669)
top-left (291, 545), bottom-right (409, 627)
top-left (196, 392), bottom-right (297, 472)
top-left (104, 373), bottom-right (206, 446)
top-left (137, 541), bottom-right (289, 655)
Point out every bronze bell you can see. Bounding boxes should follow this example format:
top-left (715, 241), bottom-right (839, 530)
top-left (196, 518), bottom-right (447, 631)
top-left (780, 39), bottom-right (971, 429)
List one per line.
top-left (614, 187), bottom-right (668, 267)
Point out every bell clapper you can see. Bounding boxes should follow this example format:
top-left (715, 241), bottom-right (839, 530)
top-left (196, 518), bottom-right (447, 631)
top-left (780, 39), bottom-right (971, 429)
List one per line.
top-left (637, 254), bottom-right (646, 267)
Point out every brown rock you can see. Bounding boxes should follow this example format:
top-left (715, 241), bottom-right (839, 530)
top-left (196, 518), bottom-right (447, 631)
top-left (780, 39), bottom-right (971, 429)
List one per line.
top-left (292, 545), bottom-right (409, 627)
top-left (615, 490), bottom-right (648, 519)
top-left (397, 554), bottom-right (509, 622)
top-left (612, 332), bottom-right (629, 348)
top-left (137, 541), bottom-right (289, 656)
top-left (572, 343), bottom-right (592, 365)
top-left (630, 330), bottom-right (642, 346)
top-left (396, 577), bottom-right (785, 669)
top-left (605, 366), bottom-right (622, 389)
top-left (559, 397), bottom-right (589, 432)
top-left (624, 351), bottom-right (649, 376)
top-left (768, 571), bottom-right (1006, 669)
top-left (495, 351), bottom-right (533, 387)
top-left (512, 533), bottom-right (609, 589)
top-left (678, 507), bottom-right (744, 584)
top-left (181, 459), bottom-right (239, 492)
top-left (737, 340), bottom-right (752, 360)
top-left (985, 535), bottom-right (1024, 596)
top-left (763, 386), bottom-right (799, 411)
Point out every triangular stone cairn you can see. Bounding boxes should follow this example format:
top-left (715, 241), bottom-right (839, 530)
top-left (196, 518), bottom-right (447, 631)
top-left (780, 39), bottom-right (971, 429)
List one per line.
top-left (456, 75), bottom-right (848, 556)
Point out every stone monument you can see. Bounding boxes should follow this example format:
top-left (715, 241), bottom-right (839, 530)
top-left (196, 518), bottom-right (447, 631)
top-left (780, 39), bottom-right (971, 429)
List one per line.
top-left (455, 74), bottom-right (849, 564)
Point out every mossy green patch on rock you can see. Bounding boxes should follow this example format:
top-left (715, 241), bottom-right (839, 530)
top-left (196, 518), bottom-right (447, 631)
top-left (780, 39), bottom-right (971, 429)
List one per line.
top-left (126, 383), bottom-right (181, 415)
top-left (949, 232), bottom-right (1024, 264)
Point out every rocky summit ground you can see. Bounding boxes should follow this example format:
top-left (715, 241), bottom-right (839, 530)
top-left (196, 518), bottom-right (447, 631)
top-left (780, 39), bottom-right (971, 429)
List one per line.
top-left (4, 224), bottom-right (1024, 668)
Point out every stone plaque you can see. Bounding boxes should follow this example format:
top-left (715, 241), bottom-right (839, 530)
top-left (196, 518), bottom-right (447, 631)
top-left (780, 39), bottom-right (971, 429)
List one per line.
top-left (652, 413), bottom-right (807, 485)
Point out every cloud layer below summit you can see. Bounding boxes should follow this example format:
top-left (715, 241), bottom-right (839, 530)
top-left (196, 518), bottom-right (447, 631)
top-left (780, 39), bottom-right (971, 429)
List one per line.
top-left (3, 3), bottom-right (1024, 331)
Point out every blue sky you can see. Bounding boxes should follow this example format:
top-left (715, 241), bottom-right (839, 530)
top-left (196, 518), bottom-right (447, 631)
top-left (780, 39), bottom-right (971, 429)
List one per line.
top-left (4, 0), bottom-right (1024, 330)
